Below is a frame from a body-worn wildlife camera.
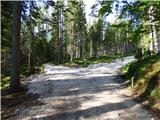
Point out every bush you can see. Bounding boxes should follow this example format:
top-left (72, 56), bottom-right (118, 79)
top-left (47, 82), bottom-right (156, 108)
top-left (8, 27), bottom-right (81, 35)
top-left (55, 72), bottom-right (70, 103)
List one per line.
top-left (1, 64), bottom-right (45, 89)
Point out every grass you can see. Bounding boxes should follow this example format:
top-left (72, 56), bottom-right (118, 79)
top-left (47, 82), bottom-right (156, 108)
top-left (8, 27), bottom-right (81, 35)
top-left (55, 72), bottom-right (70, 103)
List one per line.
top-left (121, 53), bottom-right (160, 110)
top-left (121, 61), bottom-right (135, 73)
top-left (1, 76), bottom-right (11, 89)
top-left (1, 64), bottom-right (45, 89)
top-left (63, 54), bottom-right (132, 67)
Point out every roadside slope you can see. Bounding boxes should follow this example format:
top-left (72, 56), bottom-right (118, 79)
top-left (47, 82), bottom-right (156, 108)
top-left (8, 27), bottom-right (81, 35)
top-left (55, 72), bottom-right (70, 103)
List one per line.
top-left (122, 53), bottom-right (160, 111)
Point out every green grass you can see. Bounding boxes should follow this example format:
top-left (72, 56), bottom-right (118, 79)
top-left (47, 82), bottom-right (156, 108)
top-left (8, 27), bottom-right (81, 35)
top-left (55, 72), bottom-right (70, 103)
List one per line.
top-left (121, 53), bottom-right (160, 109)
top-left (0, 76), bottom-right (11, 89)
top-left (124, 53), bottom-right (160, 80)
top-left (121, 61), bottom-right (135, 73)
top-left (63, 54), bottom-right (131, 67)
top-left (1, 64), bottom-right (45, 89)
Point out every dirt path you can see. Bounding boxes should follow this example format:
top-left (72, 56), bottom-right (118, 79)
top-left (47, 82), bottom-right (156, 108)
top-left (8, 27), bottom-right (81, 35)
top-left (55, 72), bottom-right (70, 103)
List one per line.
top-left (4, 56), bottom-right (155, 120)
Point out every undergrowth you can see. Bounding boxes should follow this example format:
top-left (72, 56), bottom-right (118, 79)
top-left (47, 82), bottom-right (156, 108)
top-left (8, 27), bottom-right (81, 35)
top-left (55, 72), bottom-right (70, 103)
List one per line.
top-left (121, 53), bottom-right (160, 110)
top-left (1, 64), bottom-right (44, 89)
top-left (63, 54), bottom-right (132, 67)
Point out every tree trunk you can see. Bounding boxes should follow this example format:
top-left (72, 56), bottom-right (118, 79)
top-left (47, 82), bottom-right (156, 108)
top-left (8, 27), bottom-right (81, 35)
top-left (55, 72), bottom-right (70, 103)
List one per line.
top-left (70, 25), bottom-right (74, 63)
top-left (58, 9), bottom-right (61, 64)
top-left (148, 5), bottom-right (158, 53)
top-left (152, 25), bottom-right (158, 53)
top-left (28, 1), bottom-right (32, 69)
top-left (10, 1), bottom-right (22, 92)
top-left (28, 44), bottom-right (31, 69)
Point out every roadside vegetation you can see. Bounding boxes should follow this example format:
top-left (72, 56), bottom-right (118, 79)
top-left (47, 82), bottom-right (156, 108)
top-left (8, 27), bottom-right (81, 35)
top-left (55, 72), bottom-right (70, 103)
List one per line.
top-left (63, 54), bottom-right (133, 67)
top-left (1, 65), bottom-right (44, 89)
top-left (121, 53), bottom-right (160, 110)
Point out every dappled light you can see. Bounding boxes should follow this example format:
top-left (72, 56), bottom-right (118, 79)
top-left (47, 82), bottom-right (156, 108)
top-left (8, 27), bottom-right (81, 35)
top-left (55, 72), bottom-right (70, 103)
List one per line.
top-left (1, 0), bottom-right (160, 119)
top-left (2, 57), bottom-right (151, 119)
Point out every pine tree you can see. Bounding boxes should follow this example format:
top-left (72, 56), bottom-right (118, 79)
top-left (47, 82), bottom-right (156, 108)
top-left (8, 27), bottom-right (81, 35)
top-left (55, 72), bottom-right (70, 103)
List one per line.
top-left (10, 1), bottom-right (23, 92)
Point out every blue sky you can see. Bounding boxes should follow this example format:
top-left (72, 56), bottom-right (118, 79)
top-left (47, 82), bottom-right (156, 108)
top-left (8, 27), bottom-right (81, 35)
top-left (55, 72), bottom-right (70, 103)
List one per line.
top-left (83, 0), bottom-right (116, 24)
top-left (36, 0), bottom-right (117, 24)
top-left (35, 0), bottom-right (117, 40)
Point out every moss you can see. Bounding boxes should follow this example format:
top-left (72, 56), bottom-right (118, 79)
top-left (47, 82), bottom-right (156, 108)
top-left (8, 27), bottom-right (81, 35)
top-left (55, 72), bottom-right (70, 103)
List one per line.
top-left (122, 53), bottom-right (160, 109)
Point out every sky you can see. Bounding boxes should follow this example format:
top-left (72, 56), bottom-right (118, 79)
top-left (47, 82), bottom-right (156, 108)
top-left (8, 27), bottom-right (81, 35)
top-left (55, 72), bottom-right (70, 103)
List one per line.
top-left (83, 0), bottom-right (96, 24)
top-left (83, 0), bottom-right (116, 24)
top-left (37, 0), bottom-right (117, 25)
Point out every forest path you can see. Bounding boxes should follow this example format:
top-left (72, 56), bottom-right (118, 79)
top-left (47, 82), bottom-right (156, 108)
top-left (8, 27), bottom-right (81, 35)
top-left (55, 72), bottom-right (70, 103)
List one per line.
top-left (16, 56), bottom-right (152, 120)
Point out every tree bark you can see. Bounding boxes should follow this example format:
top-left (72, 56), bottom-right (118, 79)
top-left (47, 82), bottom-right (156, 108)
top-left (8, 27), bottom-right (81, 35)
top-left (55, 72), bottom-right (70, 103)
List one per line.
top-left (58, 9), bottom-right (61, 64)
top-left (28, 1), bottom-right (32, 69)
top-left (10, 1), bottom-right (22, 92)
top-left (148, 5), bottom-right (158, 54)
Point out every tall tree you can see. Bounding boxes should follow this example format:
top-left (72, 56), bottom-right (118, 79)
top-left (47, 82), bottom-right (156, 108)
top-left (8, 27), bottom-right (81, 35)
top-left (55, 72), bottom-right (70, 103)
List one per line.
top-left (50, 0), bottom-right (65, 64)
top-left (120, 1), bottom-right (160, 56)
top-left (66, 0), bottom-right (87, 62)
top-left (10, 1), bottom-right (22, 92)
top-left (1, 2), bottom-right (12, 76)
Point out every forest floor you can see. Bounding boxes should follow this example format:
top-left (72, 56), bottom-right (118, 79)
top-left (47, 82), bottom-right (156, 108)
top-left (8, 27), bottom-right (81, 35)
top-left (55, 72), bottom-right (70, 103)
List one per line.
top-left (1, 56), bottom-right (158, 120)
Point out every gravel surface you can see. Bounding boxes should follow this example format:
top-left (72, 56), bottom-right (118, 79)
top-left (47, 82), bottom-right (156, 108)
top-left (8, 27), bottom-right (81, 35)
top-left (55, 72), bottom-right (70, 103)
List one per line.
top-left (6, 56), bottom-right (156, 120)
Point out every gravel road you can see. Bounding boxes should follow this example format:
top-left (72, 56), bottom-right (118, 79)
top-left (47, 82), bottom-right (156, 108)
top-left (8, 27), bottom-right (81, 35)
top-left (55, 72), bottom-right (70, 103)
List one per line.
top-left (10, 56), bottom-right (154, 120)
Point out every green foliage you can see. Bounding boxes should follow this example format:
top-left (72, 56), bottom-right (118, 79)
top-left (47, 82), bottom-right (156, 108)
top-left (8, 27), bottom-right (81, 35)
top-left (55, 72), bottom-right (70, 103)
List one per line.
top-left (91, 0), bottom-right (112, 17)
top-left (65, 0), bottom-right (87, 61)
top-left (1, 64), bottom-right (45, 89)
top-left (0, 76), bottom-right (11, 89)
top-left (120, 1), bottom-right (160, 54)
top-left (63, 54), bottom-right (131, 67)
top-left (1, 2), bottom-right (12, 76)
top-left (122, 53), bottom-right (160, 109)
top-left (121, 61), bottom-right (135, 73)
top-left (87, 55), bottom-right (122, 64)
top-left (99, 1), bottom-right (112, 16)
top-left (150, 87), bottom-right (160, 99)
top-left (126, 53), bottom-right (160, 79)
top-left (20, 64), bottom-right (45, 77)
